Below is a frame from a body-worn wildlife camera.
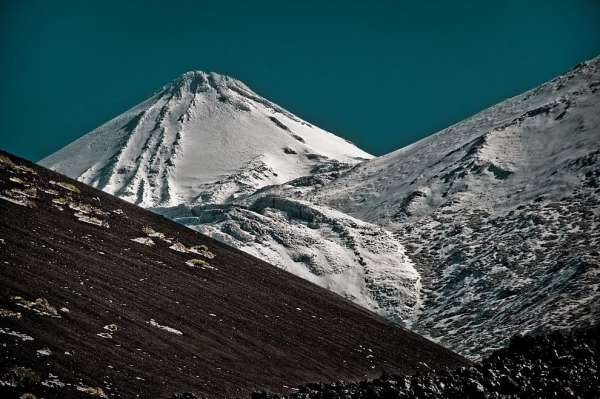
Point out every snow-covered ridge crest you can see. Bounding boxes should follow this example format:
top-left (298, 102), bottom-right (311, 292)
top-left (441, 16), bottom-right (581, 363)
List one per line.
top-left (40, 70), bottom-right (372, 208)
top-left (313, 56), bottom-right (600, 222)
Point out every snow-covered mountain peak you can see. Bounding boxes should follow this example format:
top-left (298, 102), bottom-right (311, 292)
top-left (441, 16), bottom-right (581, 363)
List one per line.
top-left (166, 70), bottom-right (253, 96)
top-left (40, 71), bottom-right (417, 328)
top-left (41, 72), bottom-right (372, 208)
top-left (39, 70), bottom-right (411, 328)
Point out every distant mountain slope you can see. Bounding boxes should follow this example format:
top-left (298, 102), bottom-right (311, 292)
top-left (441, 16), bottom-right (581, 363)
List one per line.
top-left (309, 56), bottom-right (600, 357)
top-left (0, 151), bottom-right (466, 398)
top-left (40, 71), bottom-right (371, 208)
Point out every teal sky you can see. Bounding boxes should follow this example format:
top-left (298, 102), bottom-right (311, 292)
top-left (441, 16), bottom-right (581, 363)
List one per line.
top-left (1, 1), bottom-right (599, 160)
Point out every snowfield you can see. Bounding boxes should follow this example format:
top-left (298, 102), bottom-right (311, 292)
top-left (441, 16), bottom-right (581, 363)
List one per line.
top-left (155, 195), bottom-right (420, 322)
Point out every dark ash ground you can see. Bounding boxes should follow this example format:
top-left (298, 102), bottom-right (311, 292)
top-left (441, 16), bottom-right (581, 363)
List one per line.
top-left (253, 325), bottom-right (600, 398)
top-left (0, 151), bottom-right (466, 398)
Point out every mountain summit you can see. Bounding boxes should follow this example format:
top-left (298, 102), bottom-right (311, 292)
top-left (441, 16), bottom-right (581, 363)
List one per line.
top-left (41, 71), bottom-right (371, 208)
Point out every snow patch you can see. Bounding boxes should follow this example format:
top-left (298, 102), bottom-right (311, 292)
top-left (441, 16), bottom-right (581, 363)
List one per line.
top-left (0, 328), bottom-right (34, 341)
top-left (130, 237), bottom-right (155, 246)
top-left (147, 318), bottom-right (183, 335)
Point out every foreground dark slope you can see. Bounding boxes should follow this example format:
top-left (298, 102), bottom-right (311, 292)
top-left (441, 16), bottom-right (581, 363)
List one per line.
top-left (0, 151), bottom-right (467, 398)
top-left (254, 325), bottom-right (600, 398)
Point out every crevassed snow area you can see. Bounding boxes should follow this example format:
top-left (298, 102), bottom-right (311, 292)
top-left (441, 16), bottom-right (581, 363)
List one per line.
top-left (154, 196), bottom-right (420, 322)
top-left (40, 71), bottom-right (371, 208)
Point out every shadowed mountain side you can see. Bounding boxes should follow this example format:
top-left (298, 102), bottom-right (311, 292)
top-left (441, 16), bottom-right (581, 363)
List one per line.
top-left (0, 150), bottom-right (467, 398)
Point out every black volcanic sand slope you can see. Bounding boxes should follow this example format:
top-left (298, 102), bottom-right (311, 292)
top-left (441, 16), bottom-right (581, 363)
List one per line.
top-left (0, 150), bottom-right (467, 398)
top-left (254, 325), bottom-right (600, 398)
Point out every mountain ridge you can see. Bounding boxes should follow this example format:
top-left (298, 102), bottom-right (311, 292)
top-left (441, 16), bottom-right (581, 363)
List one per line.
top-left (306, 54), bottom-right (600, 357)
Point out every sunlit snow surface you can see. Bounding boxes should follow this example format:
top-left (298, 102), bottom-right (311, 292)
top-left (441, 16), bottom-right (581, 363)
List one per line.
top-left (41, 72), bottom-right (371, 208)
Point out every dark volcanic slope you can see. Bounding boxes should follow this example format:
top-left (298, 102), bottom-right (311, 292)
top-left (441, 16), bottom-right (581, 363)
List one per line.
top-left (0, 151), bottom-right (467, 399)
top-left (254, 325), bottom-right (600, 398)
